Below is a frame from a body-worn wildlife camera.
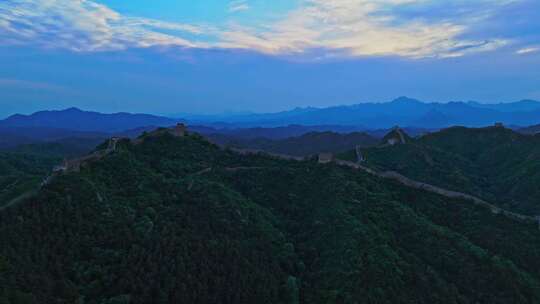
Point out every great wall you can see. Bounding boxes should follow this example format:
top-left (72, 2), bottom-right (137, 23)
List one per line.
top-left (226, 126), bottom-right (540, 227)
top-left (39, 124), bottom-right (187, 188)
top-left (228, 145), bottom-right (537, 223)
top-left (4, 123), bottom-right (539, 228)
top-left (333, 159), bottom-right (537, 223)
top-left (52, 136), bottom-right (120, 174)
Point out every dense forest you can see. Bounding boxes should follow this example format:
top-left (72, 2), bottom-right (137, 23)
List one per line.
top-left (356, 126), bottom-right (540, 215)
top-left (2, 131), bottom-right (540, 303)
top-left (0, 139), bottom-right (103, 208)
top-left (0, 151), bottom-right (60, 208)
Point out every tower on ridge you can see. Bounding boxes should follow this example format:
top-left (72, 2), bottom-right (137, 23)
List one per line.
top-left (172, 123), bottom-right (187, 137)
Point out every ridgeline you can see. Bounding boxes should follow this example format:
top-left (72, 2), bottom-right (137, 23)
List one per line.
top-left (356, 125), bottom-right (540, 216)
top-left (2, 127), bottom-right (540, 303)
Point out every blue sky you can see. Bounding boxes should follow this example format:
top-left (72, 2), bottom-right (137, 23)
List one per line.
top-left (0, 0), bottom-right (539, 118)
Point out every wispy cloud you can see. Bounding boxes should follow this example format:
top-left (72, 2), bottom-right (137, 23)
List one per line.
top-left (0, 0), bottom-right (207, 52)
top-left (217, 0), bottom-right (511, 58)
top-left (516, 46), bottom-right (540, 55)
top-left (228, 1), bottom-right (250, 13)
top-left (0, 0), bottom-right (532, 59)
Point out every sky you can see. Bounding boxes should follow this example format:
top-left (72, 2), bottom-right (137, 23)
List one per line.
top-left (0, 0), bottom-right (539, 118)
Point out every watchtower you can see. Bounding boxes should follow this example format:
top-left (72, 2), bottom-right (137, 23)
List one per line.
top-left (318, 153), bottom-right (333, 164)
top-left (108, 137), bottom-right (120, 151)
top-left (355, 145), bottom-right (365, 163)
top-left (53, 159), bottom-right (68, 173)
top-left (387, 138), bottom-right (399, 146)
top-left (172, 123), bottom-right (187, 137)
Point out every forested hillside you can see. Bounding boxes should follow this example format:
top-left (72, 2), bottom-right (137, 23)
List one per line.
top-left (358, 126), bottom-right (540, 215)
top-left (0, 151), bottom-right (60, 208)
top-left (208, 131), bottom-right (378, 156)
top-left (0, 139), bottom-right (104, 208)
top-left (2, 131), bottom-right (540, 303)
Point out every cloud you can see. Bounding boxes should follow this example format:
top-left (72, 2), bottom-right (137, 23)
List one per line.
top-left (0, 0), bottom-right (206, 52)
top-left (217, 0), bottom-right (513, 58)
top-left (516, 46), bottom-right (540, 55)
top-left (229, 1), bottom-right (250, 13)
top-left (0, 0), bottom-right (530, 59)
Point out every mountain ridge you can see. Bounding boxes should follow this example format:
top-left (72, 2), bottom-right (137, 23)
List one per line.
top-left (182, 96), bottom-right (540, 128)
top-left (3, 129), bottom-right (540, 303)
top-left (5, 97), bottom-right (540, 132)
top-left (355, 125), bottom-right (540, 215)
top-left (183, 97), bottom-right (540, 128)
top-left (0, 107), bottom-right (178, 132)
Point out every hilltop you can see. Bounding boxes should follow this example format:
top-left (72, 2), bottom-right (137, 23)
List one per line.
top-left (355, 125), bottom-right (540, 215)
top-left (2, 128), bottom-right (540, 303)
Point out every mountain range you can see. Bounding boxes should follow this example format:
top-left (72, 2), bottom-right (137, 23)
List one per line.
top-left (2, 99), bottom-right (539, 156)
top-left (0, 107), bottom-right (423, 151)
top-left (4, 98), bottom-right (540, 132)
top-left (520, 124), bottom-right (540, 135)
top-left (0, 107), bottom-right (178, 132)
top-left (184, 97), bottom-right (540, 128)
top-left (3, 129), bottom-right (540, 303)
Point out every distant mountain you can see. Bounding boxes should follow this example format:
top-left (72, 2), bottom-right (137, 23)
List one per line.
top-left (7, 138), bottom-right (107, 158)
top-left (0, 107), bottom-right (178, 132)
top-left (519, 124), bottom-right (540, 135)
top-left (412, 109), bottom-right (452, 128)
top-left (4, 99), bottom-right (540, 145)
top-left (179, 106), bottom-right (320, 125)
top-left (197, 124), bottom-right (367, 140)
top-left (0, 108), bottom-right (376, 148)
top-left (0, 126), bottom-right (108, 149)
top-left (186, 97), bottom-right (540, 128)
top-left (0, 125), bottom-right (164, 150)
top-left (467, 100), bottom-right (540, 112)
